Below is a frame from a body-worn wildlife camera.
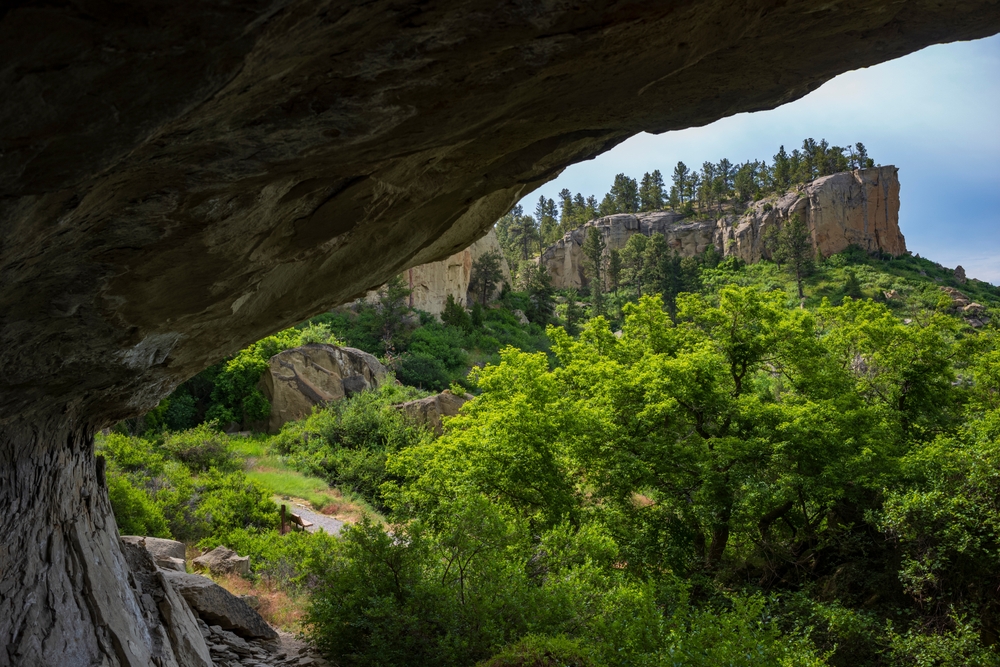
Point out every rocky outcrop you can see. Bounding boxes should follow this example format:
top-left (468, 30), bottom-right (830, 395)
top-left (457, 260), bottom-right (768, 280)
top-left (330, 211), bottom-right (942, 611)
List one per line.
top-left (3, 3), bottom-right (999, 663)
top-left (120, 540), bottom-right (215, 667)
top-left (193, 546), bottom-right (251, 577)
top-left (540, 167), bottom-right (906, 289)
top-left (395, 390), bottom-right (472, 435)
top-left (722, 166), bottom-right (905, 264)
top-left (122, 535), bottom-right (188, 573)
top-left (259, 344), bottom-right (387, 433)
top-left (393, 229), bottom-right (512, 315)
top-left (161, 571), bottom-right (278, 641)
top-left (540, 212), bottom-right (709, 289)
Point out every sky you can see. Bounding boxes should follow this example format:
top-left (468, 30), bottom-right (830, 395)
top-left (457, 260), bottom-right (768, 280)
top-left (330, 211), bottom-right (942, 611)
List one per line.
top-left (521, 34), bottom-right (1000, 283)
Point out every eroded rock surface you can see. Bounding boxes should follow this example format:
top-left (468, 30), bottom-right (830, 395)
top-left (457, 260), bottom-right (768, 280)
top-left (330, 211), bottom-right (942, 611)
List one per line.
top-left (260, 344), bottom-right (387, 433)
top-left (365, 228), bottom-right (512, 315)
top-left (540, 167), bottom-right (905, 289)
top-left (722, 166), bottom-right (906, 263)
top-left (193, 546), bottom-right (252, 577)
top-left (162, 571), bottom-right (279, 641)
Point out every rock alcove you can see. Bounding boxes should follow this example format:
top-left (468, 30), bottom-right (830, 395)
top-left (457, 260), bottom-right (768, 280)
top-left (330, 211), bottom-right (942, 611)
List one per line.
top-left (2, 2), bottom-right (1000, 665)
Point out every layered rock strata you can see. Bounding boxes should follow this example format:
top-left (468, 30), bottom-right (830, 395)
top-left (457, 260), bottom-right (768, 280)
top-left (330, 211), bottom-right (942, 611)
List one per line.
top-left (2, 3), bottom-right (999, 664)
top-left (259, 344), bottom-right (387, 433)
top-left (540, 167), bottom-right (905, 289)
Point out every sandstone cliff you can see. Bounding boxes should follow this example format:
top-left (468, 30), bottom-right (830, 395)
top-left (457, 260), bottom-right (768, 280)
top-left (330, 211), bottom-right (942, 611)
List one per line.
top-left (720, 166), bottom-right (905, 264)
top-left (540, 166), bottom-right (905, 289)
top-left (365, 229), bottom-right (511, 316)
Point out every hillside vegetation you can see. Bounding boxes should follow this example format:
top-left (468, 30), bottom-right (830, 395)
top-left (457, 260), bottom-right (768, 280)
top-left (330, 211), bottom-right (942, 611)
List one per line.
top-left (101, 239), bottom-right (1000, 665)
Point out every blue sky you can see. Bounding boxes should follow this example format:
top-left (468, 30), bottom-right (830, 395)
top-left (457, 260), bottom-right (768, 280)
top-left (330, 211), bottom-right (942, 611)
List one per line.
top-left (522, 35), bottom-right (1000, 283)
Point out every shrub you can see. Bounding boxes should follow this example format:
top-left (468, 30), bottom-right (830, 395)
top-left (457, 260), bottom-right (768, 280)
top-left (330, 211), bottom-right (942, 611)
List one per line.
top-left (195, 470), bottom-right (279, 545)
top-left (477, 636), bottom-right (593, 667)
top-left (162, 423), bottom-right (242, 473)
top-left (396, 352), bottom-right (451, 390)
top-left (106, 472), bottom-right (171, 538)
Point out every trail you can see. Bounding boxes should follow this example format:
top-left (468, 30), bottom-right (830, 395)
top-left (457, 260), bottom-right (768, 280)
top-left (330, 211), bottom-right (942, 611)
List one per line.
top-left (275, 497), bottom-right (345, 536)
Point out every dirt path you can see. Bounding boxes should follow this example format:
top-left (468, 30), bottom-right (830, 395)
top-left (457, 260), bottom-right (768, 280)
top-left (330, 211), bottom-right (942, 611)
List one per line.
top-left (276, 498), bottom-right (345, 536)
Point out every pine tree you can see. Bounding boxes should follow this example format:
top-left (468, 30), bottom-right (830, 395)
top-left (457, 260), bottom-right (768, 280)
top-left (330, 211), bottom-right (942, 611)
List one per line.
top-left (639, 170), bottom-right (665, 211)
top-left (469, 250), bottom-right (505, 306)
top-left (609, 173), bottom-right (640, 213)
top-left (535, 196), bottom-right (558, 248)
top-left (621, 233), bottom-right (647, 296)
top-left (777, 215), bottom-right (813, 300)
top-left (582, 226), bottom-right (607, 316)
top-left (672, 161), bottom-right (690, 205)
top-left (642, 233), bottom-right (668, 289)
top-left (772, 145), bottom-right (791, 192)
top-left (608, 248), bottom-right (622, 296)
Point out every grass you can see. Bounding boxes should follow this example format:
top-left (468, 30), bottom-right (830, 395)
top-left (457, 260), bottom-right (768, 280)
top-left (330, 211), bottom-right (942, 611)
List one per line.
top-left (211, 571), bottom-right (308, 632)
top-left (226, 433), bottom-right (377, 523)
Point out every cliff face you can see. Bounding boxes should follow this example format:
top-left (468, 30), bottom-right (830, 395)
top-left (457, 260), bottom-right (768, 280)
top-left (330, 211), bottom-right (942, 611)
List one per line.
top-left (364, 229), bottom-right (511, 315)
top-left (540, 166), bottom-right (905, 289)
top-left (405, 229), bottom-right (512, 314)
top-left (720, 166), bottom-right (905, 264)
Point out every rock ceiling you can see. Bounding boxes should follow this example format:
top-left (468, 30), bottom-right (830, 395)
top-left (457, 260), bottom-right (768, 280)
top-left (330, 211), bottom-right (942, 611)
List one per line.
top-left (2, 1), bottom-right (999, 424)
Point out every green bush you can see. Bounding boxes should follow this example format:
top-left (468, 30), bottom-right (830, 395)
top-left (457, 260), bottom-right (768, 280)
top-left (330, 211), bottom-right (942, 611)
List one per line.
top-left (477, 636), bottom-right (593, 667)
top-left (396, 351), bottom-right (451, 390)
top-left (106, 472), bottom-right (171, 538)
top-left (162, 423), bottom-right (242, 473)
top-left (273, 384), bottom-right (429, 510)
top-left (195, 470), bottom-right (279, 545)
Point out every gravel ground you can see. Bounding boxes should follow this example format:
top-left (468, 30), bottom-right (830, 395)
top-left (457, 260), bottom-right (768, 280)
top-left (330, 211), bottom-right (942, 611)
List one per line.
top-left (275, 498), bottom-right (345, 536)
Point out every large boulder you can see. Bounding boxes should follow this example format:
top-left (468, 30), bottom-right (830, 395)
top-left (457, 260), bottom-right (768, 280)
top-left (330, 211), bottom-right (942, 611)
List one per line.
top-left (395, 390), bottom-right (472, 435)
top-left (192, 545), bottom-right (250, 576)
top-left (259, 343), bottom-right (388, 433)
top-left (161, 571), bottom-right (278, 640)
top-left (121, 535), bottom-right (187, 572)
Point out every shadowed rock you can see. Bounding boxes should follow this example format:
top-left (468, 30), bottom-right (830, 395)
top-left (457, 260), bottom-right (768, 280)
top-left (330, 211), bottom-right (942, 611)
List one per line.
top-left (162, 571), bottom-right (278, 641)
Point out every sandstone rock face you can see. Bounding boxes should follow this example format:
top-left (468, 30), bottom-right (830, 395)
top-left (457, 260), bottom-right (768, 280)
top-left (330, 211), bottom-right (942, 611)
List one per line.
top-left (3, 3), bottom-right (1000, 664)
top-left (259, 344), bottom-right (387, 433)
top-left (722, 167), bottom-right (905, 264)
top-left (541, 167), bottom-right (905, 289)
top-left (161, 570), bottom-right (278, 640)
top-left (395, 390), bottom-right (472, 435)
top-left (193, 545), bottom-right (251, 577)
top-left (541, 212), bottom-right (706, 288)
top-left (388, 228), bottom-right (512, 315)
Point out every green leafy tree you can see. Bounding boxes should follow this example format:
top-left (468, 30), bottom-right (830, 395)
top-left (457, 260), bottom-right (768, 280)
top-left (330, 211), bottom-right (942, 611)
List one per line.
top-left (609, 173), bottom-right (640, 213)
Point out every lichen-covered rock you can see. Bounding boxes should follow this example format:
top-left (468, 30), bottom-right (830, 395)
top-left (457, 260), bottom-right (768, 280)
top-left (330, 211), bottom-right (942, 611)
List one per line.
top-left (192, 546), bottom-right (251, 577)
top-left (259, 344), bottom-right (387, 433)
top-left (395, 390), bottom-right (472, 435)
top-left (161, 571), bottom-right (278, 640)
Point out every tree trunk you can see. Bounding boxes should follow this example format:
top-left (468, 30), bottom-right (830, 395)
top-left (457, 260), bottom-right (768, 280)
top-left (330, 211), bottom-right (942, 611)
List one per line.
top-left (0, 417), bottom-right (178, 666)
